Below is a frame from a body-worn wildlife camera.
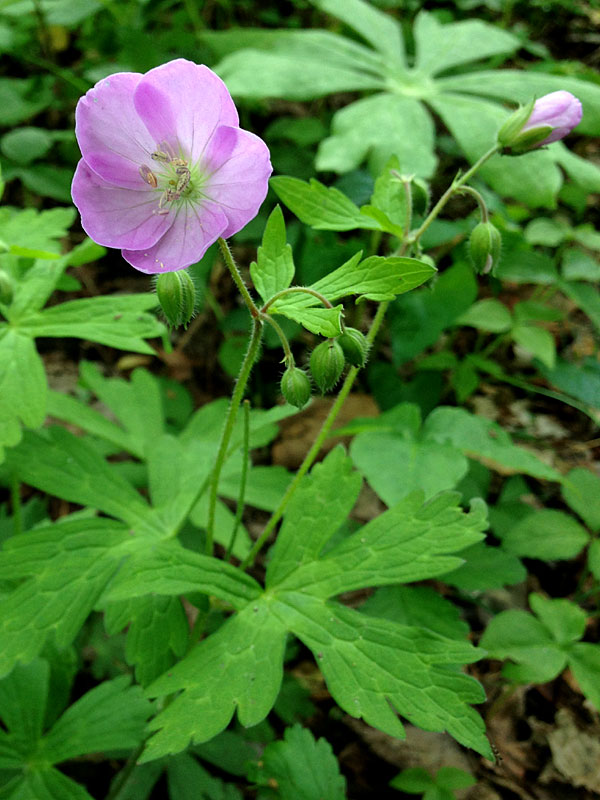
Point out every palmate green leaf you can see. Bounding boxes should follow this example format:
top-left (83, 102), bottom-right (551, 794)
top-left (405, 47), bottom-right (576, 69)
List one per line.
top-left (0, 661), bottom-right (150, 800)
top-left (19, 294), bottom-right (164, 355)
top-left (511, 324), bottom-right (556, 369)
top-left (254, 724), bottom-right (346, 800)
top-left (500, 509), bottom-right (590, 561)
top-left (0, 518), bottom-right (130, 677)
top-left (0, 328), bottom-right (46, 460)
top-left (250, 205), bottom-right (295, 304)
top-left (166, 752), bottom-right (243, 800)
top-left (143, 449), bottom-right (492, 762)
top-left (562, 467), bottom-right (600, 532)
top-left (270, 176), bottom-right (380, 232)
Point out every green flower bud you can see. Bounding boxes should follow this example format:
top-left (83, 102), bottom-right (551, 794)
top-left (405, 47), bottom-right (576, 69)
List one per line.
top-left (0, 269), bottom-right (14, 305)
top-left (155, 269), bottom-right (196, 328)
top-left (469, 221), bottom-right (502, 275)
top-left (338, 328), bottom-right (370, 368)
top-left (310, 339), bottom-right (345, 393)
top-left (280, 365), bottom-right (311, 409)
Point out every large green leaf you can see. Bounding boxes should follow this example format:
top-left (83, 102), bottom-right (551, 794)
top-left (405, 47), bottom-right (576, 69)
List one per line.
top-left (142, 449), bottom-right (492, 762)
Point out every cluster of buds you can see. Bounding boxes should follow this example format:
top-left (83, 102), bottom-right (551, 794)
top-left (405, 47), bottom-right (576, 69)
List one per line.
top-left (280, 327), bottom-right (370, 408)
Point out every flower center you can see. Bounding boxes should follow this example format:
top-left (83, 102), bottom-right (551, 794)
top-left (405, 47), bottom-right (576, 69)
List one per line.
top-left (138, 141), bottom-right (204, 216)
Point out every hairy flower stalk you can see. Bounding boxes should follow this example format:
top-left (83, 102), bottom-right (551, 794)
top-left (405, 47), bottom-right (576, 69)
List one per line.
top-left (72, 59), bottom-right (272, 273)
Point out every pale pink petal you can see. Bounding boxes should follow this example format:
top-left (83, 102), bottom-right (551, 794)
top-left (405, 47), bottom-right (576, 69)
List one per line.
top-left (202, 126), bottom-right (272, 237)
top-left (134, 59), bottom-right (239, 162)
top-left (122, 200), bottom-right (229, 273)
top-left (71, 160), bottom-right (171, 250)
top-left (75, 72), bottom-right (158, 189)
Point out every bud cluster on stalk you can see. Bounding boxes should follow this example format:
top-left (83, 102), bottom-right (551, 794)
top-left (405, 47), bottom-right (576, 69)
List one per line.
top-left (280, 327), bottom-right (370, 407)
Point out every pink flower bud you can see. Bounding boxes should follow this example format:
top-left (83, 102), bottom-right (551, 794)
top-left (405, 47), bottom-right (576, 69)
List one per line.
top-left (521, 91), bottom-right (583, 146)
top-left (497, 91), bottom-right (582, 154)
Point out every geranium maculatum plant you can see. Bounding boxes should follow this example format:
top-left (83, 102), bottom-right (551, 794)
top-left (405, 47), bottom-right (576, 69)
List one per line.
top-left (0, 26), bottom-right (595, 797)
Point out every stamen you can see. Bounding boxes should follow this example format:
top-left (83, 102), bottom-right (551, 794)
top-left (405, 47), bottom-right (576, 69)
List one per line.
top-left (139, 164), bottom-right (158, 187)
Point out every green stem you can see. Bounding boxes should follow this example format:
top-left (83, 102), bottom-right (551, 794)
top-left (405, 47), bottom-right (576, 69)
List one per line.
top-left (240, 301), bottom-right (389, 571)
top-left (226, 400), bottom-right (250, 561)
top-left (261, 313), bottom-right (294, 363)
top-left (457, 185), bottom-right (489, 222)
top-left (261, 286), bottom-right (333, 313)
top-left (409, 145), bottom-right (500, 245)
top-left (218, 237), bottom-right (259, 318)
top-left (205, 318), bottom-right (263, 555)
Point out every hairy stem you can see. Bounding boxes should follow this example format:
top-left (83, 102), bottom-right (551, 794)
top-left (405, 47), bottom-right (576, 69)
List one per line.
top-left (226, 399), bottom-right (250, 561)
top-left (206, 317), bottom-right (263, 555)
top-left (218, 237), bottom-right (259, 318)
top-left (241, 301), bottom-right (389, 570)
top-left (261, 286), bottom-right (334, 313)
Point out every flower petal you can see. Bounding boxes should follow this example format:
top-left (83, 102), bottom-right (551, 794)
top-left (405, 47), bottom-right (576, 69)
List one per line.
top-left (71, 159), bottom-right (171, 250)
top-left (122, 199), bottom-right (229, 274)
top-left (75, 72), bottom-right (158, 189)
top-left (133, 59), bottom-right (239, 162)
top-left (202, 125), bottom-right (272, 237)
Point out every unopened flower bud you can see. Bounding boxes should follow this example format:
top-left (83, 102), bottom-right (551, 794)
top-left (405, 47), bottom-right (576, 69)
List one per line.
top-left (338, 328), bottom-right (370, 368)
top-left (155, 269), bottom-right (196, 328)
top-left (280, 365), bottom-right (311, 408)
top-left (469, 221), bottom-right (501, 275)
top-left (310, 339), bottom-right (345, 393)
top-left (498, 92), bottom-right (582, 154)
top-left (0, 269), bottom-right (14, 305)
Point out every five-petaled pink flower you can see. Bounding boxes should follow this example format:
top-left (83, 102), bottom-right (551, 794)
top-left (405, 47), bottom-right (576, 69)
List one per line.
top-left (71, 59), bottom-right (272, 274)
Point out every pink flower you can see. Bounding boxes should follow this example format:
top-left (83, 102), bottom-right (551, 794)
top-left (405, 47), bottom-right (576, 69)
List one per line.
top-left (521, 91), bottom-right (583, 146)
top-left (71, 59), bottom-right (272, 274)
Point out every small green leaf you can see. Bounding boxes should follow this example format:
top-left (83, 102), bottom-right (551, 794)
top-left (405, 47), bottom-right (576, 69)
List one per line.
top-left (569, 643), bottom-right (600, 710)
top-left (529, 593), bottom-right (586, 647)
top-left (250, 205), bottom-right (295, 304)
top-left (271, 176), bottom-right (379, 231)
top-left (511, 324), bottom-right (556, 369)
top-left (561, 467), bottom-right (600, 532)
top-left (524, 218), bottom-right (569, 247)
top-left (273, 303), bottom-right (344, 337)
top-left (500, 509), bottom-right (589, 561)
top-left (255, 724), bottom-right (346, 800)
top-left (443, 542), bottom-right (526, 592)
top-left (390, 767), bottom-right (433, 793)
top-left (457, 299), bottom-right (512, 333)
